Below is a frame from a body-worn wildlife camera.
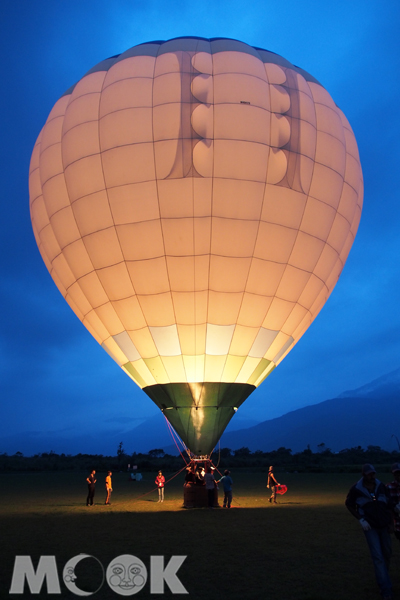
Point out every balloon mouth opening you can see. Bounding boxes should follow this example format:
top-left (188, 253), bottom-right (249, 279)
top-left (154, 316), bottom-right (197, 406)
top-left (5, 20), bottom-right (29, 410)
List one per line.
top-left (142, 381), bottom-right (255, 455)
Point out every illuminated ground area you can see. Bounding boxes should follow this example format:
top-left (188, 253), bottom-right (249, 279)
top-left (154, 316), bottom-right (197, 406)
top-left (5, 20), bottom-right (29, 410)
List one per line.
top-left (1, 472), bottom-right (399, 599)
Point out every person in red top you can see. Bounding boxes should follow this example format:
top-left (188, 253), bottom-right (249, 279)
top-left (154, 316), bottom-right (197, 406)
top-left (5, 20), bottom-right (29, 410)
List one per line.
top-left (155, 470), bottom-right (165, 502)
top-left (386, 463), bottom-right (400, 542)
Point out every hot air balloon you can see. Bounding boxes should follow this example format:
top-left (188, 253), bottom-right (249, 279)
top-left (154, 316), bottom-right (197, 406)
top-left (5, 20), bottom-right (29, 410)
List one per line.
top-left (29, 37), bottom-right (363, 457)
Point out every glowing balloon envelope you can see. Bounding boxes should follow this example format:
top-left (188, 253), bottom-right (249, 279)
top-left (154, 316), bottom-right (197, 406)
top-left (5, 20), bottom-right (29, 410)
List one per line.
top-left (29, 37), bottom-right (363, 455)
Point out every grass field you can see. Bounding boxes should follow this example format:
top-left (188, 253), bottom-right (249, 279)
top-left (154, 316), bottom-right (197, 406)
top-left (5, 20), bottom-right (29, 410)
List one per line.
top-left (1, 470), bottom-right (399, 599)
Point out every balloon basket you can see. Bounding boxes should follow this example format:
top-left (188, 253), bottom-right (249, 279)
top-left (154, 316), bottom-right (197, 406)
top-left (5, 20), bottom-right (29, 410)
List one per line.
top-left (183, 484), bottom-right (219, 509)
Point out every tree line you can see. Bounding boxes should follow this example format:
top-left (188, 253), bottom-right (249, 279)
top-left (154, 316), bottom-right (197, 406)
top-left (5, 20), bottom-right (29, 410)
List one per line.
top-left (1, 443), bottom-right (399, 473)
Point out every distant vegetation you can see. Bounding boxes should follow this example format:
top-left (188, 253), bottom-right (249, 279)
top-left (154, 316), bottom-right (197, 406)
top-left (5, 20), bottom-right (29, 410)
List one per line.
top-left (1, 443), bottom-right (400, 473)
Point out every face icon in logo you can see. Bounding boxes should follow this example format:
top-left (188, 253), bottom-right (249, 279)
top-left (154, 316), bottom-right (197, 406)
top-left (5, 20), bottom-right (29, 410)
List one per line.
top-left (64, 566), bottom-right (77, 583)
top-left (63, 554), bottom-right (104, 596)
top-left (106, 555), bottom-right (147, 596)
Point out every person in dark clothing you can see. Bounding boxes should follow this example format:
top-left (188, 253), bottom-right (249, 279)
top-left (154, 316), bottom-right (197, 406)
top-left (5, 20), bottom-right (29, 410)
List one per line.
top-left (217, 470), bottom-right (233, 508)
top-left (195, 465), bottom-right (205, 485)
top-left (386, 462), bottom-right (400, 542)
top-left (86, 469), bottom-right (96, 506)
top-left (345, 464), bottom-right (394, 600)
top-left (267, 466), bottom-right (279, 503)
top-left (184, 465), bottom-right (196, 486)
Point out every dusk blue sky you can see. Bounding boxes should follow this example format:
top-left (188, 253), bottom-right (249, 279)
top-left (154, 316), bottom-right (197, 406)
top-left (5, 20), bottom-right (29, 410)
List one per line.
top-left (1, 1), bottom-right (399, 456)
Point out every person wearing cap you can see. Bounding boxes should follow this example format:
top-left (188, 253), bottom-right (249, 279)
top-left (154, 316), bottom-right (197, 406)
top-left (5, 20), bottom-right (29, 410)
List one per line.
top-left (345, 464), bottom-right (394, 600)
top-left (386, 463), bottom-right (400, 542)
top-left (217, 470), bottom-right (233, 508)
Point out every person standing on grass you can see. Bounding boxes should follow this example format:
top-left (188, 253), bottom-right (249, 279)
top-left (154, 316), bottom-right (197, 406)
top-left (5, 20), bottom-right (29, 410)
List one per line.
top-left (345, 464), bottom-right (394, 600)
top-left (155, 470), bottom-right (165, 502)
top-left (204, 465), bottom-right (216, 508)
top-left (217, 470), bottom-right (233, 508)
top-left (86, 469), bottom-right (96, 506)
top-left (105, 471), bottom-right (113, 505)
top-left (267, 466), bottom-right (279, 503)
top-left (386, 462), bottom-right (400, 542)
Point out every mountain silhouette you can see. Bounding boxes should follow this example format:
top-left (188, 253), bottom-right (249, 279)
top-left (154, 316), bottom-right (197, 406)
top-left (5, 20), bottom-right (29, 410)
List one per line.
top-left (2, 368), bottom-right (399, 456)
top-left (219, 367), bottom-right (400, 452)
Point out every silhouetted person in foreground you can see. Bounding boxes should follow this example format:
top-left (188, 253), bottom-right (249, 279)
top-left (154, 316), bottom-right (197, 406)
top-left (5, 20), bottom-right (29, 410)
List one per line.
top-left (86, 469), bottom-right (96, 506)
top-left (345, 464), bottom-right (394, 600)
top-left (387, 462), bottom-right (400, 542)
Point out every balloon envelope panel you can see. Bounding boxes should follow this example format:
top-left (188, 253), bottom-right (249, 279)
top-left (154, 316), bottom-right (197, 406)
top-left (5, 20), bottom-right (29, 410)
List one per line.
top-left (29, 37), bottom-right (363, 454)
